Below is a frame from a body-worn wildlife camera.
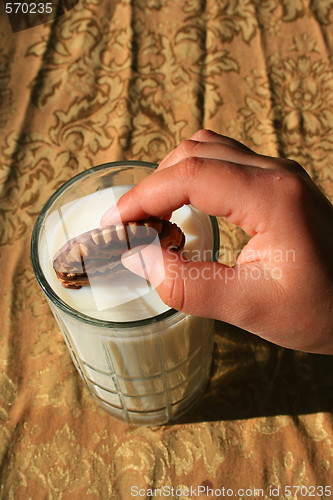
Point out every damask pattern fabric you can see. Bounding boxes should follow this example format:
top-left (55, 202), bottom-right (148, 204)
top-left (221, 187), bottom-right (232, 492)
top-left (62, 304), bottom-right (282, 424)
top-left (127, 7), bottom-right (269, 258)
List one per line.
top-left (1, 0), bottom-right (333, 498)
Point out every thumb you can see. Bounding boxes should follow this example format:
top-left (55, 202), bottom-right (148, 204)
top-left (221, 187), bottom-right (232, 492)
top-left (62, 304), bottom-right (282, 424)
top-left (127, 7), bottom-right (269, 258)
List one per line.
top-left (121, 244), bottom-right (266, 325)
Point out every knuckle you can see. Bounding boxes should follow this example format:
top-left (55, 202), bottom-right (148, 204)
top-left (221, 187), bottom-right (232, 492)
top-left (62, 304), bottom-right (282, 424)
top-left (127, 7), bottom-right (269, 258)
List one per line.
top-left (178, 139), bottom-right (199, 157)
top-left (271, 171), bottom-right (309, 205)
top-left (177, 156), bottom-right (202, 184)
top-left (161, 274), bottom-right (185, 312)
top-left (192, 128), bottom-right (215, 141)
top-left (281, 173), bottom-right (308, 199)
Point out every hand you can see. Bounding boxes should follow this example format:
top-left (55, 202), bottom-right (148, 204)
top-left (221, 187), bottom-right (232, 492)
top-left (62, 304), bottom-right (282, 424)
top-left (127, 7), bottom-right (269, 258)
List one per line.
top-left (101, 130), bottom-right (333, 354)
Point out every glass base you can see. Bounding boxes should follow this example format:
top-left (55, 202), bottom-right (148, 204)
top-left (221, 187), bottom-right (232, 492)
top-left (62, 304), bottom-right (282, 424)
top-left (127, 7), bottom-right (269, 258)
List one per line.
top-left (92, 379), bottom-right (208, 426)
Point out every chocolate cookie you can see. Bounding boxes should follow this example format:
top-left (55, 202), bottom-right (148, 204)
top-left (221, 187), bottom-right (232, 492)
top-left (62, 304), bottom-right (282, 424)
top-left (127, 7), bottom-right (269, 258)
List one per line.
top-left (53, 219), bottom-right (185, 289)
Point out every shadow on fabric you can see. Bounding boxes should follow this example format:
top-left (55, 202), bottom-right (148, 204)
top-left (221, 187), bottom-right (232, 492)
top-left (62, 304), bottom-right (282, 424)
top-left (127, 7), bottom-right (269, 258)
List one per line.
top-left (175, 321), bottom-right (333, 424)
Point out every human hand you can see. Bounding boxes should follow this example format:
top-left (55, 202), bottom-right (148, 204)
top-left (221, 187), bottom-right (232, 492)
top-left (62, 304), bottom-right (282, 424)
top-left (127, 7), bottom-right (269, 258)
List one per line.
top-left (101, 130), bottom-right (333, 354)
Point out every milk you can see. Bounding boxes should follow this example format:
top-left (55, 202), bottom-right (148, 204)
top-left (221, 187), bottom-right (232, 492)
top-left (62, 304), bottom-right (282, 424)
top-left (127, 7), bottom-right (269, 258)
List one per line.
top-left (35, 176), bottom-right (216, 425)
top-left (41, 185), bottom-right (213, 322)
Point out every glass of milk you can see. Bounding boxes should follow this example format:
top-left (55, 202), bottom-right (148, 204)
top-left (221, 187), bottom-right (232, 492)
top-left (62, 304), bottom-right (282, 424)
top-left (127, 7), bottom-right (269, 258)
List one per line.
top-left (31, 161), bottom-right (219, 425)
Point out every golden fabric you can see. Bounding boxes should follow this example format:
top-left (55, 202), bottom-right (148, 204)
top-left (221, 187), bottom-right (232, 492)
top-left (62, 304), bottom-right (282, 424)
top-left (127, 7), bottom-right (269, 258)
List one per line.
top-left (1, 0), bottom-right (333, 497)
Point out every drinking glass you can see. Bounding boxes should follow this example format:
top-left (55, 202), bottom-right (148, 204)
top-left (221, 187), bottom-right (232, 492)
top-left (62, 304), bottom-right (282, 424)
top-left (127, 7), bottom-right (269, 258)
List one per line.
top-left (31, 161), bottom-right (219, 425)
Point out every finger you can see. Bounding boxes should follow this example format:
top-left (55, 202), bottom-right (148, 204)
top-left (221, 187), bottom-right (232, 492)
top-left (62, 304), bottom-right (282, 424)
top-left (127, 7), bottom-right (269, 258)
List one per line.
top-left (121, 244), bottom-right (272, 330)
top-left (190, 129), bottom-right (255, 152)
top-left (188, 130), bottom-right (309, 177)
top-left (157, 139), bottom-right (274, 174)
top-left (158, 131), bottom-right (306, 178)
top-left (158, 130), bottom-right (255, 171)
top-left (101, 157), bottom-right (277, 236)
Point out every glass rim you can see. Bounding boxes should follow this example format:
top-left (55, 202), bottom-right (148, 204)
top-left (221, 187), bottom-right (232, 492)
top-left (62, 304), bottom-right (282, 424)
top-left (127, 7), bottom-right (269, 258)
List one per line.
top-left (31, 161), bottom-right (220, 329)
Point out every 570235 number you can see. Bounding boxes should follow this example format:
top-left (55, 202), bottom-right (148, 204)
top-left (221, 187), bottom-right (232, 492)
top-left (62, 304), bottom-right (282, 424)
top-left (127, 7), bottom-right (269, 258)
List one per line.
top-left (284, 485), bottom-right (332, 497)
top-left (5, 3), bottom-right (53, 14)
